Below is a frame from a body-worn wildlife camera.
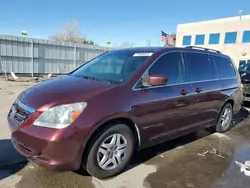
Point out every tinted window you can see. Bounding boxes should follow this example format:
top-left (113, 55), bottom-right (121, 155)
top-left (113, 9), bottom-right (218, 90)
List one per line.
top-left (185, 52), bottom-right (217, 81)
top-left (242, 31), bottom-right (250, 43)
top-left (224, 32), bottom-right (237, 44)
top-left (209, 33), bottom-right (220, 44)
top-left (213, 56), bottom-right (236, 78)
top-left (183, 36), bottom-right (192, 46)
top-left (72, 51), bottom-right (150, 84)
top-left (141, 52), bottom-right (185, 86)
top-left (195, 34), bottom-right (205, 45)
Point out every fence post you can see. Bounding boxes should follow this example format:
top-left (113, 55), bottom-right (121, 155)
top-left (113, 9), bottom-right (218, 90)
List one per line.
top-left (31, 40), bottom-right (34, 77)
top-left (74, 45), bottom-right (77, 69)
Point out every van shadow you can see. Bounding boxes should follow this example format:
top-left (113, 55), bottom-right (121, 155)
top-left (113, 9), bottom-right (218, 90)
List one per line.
top-left (128, 107), bottom-right (249, 171)
top-left (0, 139), bottom-right (28, 180)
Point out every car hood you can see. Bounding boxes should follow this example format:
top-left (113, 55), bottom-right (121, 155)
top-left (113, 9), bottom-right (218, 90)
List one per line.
top-left (18, 75), bottom-right (116, 110)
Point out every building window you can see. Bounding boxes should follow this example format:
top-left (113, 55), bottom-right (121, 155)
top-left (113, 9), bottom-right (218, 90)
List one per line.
top-left (242, 31), bottom-right (250, 43)
top-left (224, 32), bottom-right (237, 44)
top-left (183, 35), bottom-right (191, 46)
top-left (195, 34), bottom-right (205, 45)
top-left (209, 33), bottom-right (220, 44)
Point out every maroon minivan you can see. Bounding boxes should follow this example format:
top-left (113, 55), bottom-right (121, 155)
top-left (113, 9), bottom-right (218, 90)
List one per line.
top-left (8, 46), bottom-right (243, 179)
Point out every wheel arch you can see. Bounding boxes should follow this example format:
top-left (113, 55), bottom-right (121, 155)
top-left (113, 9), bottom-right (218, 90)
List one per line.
top-left (224, 99), bottom-right (234, 113)
top-left (81, 117), bottom-right (141, 167)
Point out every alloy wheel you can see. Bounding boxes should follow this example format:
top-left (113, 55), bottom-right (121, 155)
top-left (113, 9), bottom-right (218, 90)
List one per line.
top-left (220, 107), bottom-right (232, 128)
top-left (97, 134), bottom-right (128, 170)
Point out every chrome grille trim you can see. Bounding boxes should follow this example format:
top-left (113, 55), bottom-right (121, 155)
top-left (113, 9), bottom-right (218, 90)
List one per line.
top-left (16, 99), bottom-right (35, 114)
top-left (10, 100), bottom-right (35, 125)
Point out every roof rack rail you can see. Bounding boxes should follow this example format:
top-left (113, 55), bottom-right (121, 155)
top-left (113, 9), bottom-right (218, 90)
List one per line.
top-left (185, 46), bottom-right (221, 54)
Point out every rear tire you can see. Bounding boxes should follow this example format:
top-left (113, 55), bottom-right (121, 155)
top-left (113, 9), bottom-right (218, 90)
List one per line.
top-left (216, 103), bottom-right (233, 133)
top-left (84, 123), bottom-right (135, 179)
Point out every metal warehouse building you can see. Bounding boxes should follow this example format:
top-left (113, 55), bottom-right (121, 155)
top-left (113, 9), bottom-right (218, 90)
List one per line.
top-left (176, 14), bottom-right (250, 68)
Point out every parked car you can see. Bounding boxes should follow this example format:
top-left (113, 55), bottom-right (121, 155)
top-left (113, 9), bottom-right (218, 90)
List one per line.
top-left (8, 46), bottom-right (243, 179)
top-left (238, 63), bottom-right (250, 102)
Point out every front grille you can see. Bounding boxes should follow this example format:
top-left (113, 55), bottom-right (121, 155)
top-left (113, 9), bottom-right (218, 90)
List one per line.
top-left (10, 100), bottom-right (34, 125)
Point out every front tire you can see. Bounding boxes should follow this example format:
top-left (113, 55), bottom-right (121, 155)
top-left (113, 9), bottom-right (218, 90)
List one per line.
top-left (84, 123), bottom-right (135, 179)
top-left (216, 103), bottom-right (233, 133)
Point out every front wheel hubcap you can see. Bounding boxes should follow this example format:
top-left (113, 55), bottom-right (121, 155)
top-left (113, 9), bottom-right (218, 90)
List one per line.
top-left (221, 107), bottom-right (232, 128)
top-left (97, 134), bottom-right (128, 170)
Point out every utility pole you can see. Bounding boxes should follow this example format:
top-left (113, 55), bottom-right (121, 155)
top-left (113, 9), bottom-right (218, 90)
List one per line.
top-left (146, 39), bottom-right (151, 47)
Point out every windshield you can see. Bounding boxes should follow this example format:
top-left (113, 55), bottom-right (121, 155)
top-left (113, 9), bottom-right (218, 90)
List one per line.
top-left (71, 51), bottom-right (152, 84)
top-left (239, 63), bottom-right (250, 72)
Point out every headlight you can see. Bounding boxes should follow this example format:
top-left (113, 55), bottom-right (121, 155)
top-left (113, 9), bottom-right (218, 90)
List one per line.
top-left (34, 102), bottom-right (87, 129)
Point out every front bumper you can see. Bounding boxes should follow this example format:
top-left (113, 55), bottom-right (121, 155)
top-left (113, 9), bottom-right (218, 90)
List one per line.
top-left (8, 115), bottom-right (83, 171)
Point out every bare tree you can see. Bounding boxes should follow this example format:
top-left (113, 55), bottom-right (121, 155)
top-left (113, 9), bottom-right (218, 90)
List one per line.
top-left (116, 41), bottom-right (135, 48)
top-left (51, 20), bottom-right (94, 45)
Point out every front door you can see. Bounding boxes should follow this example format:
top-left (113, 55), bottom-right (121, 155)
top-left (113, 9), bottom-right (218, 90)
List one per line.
top-left (131, 51), bottom-right (194, 146)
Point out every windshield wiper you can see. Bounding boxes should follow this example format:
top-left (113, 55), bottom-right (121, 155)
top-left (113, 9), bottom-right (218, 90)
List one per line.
top-left (82, 75), bottom-right (112, 84)
top-left (83, 75), bottom-right (101, 81)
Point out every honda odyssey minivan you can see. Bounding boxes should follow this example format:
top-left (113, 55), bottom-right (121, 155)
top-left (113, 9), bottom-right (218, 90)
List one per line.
top-left (8, 46), bottom-right (243, 179)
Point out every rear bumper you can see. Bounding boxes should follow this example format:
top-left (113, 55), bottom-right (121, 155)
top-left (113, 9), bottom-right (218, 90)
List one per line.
top-left (8, 116), bottom-right (84, 171)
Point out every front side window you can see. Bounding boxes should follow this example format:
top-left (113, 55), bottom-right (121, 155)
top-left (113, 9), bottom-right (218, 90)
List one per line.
top-left (184, 52), bottom-right (217, 81)
top-left (195, 34), bottom-right (205, 45)
top-left (224, 32), bottom-right (237, 44)
top-left (138, 52), bottom-right (185, 87)
top-left (183, 35), bottom-right (192, 46)
top-left (71, 51), bottom-right (151, 84)
top-left (209, 33), bottom-right (220, 44)
top-left (213, 56), bottom-right (236, 78)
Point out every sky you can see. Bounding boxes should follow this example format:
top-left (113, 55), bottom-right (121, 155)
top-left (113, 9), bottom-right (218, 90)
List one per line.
top-left (1, 0), bottom-right (250, 47)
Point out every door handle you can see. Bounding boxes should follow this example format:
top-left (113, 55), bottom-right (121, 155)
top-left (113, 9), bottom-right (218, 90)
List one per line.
top-left (195, 87), bottom-right (203, 93)
top-left (180, 89), bottom-right (189, 95)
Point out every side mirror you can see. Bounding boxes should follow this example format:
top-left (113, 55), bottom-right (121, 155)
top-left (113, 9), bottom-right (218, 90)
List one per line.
top-left (148, 75), bottom-right (167, 86)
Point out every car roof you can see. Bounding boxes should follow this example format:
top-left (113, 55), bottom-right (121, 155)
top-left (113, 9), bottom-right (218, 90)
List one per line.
top-left (111, 47), bottom-right (166, 53)
top-left (110, 46), bottom-right (229, 58)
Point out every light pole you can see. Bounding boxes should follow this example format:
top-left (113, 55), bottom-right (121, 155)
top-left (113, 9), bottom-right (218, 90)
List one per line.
top-left (146, 39), bottom-right (151, 46)
top-left (106, 41), bottom-right (111, 51)
top-left (239, 10), bottom-right (243, 20)
top-left (21, 31), bottom-right (34, 77)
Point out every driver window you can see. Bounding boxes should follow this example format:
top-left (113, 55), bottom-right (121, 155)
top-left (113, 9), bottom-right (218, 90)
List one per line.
top-left (140, 52), bottom-right (185, 87)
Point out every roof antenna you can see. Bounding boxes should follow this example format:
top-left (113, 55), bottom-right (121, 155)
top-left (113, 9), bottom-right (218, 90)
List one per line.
top-left (239, 10), bottom-right (243, 20)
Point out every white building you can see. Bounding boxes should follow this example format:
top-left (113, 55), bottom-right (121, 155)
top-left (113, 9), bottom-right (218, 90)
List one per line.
top-left (176, 15), bottom-right (250, 68)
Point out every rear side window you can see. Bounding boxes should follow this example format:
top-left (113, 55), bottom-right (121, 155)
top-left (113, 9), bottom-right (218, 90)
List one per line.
top-left (184, 52), bottom-right (217, 82)
top-left (213, 56), bottom-right (236, 78)
top-left (144, 52), bottom-right (185, 85)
